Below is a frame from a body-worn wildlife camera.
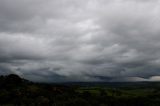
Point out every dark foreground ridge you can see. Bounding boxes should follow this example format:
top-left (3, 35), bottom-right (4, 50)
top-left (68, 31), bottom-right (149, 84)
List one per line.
top-left (1, 74), bottom-right (160, 106)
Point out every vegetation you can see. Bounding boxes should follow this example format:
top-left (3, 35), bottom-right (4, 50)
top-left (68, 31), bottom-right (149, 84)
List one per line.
top-left (0, 74), bottom-right (160, 106)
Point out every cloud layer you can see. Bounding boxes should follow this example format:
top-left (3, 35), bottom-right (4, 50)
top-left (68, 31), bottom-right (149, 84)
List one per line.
top-left (0, 0), bottom-right (160, 82)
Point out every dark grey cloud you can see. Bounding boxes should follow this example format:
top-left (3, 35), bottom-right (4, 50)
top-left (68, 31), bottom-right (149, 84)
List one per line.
top-left (0, 0), bottom-right (160, 82)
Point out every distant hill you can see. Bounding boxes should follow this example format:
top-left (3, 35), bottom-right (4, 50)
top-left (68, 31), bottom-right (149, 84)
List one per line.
top-left (0, 74), bottom-right (30, 89)
top-left (63, 81), bottom-right (160, 88)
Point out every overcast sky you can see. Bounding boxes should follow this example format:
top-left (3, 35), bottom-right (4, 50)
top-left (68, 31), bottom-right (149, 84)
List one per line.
top-left (0, 0), bottom-right (160, 82)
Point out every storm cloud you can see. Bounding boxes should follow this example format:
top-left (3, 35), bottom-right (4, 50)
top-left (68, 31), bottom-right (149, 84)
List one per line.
top-left (0, 0), bottom-right (160, 82)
